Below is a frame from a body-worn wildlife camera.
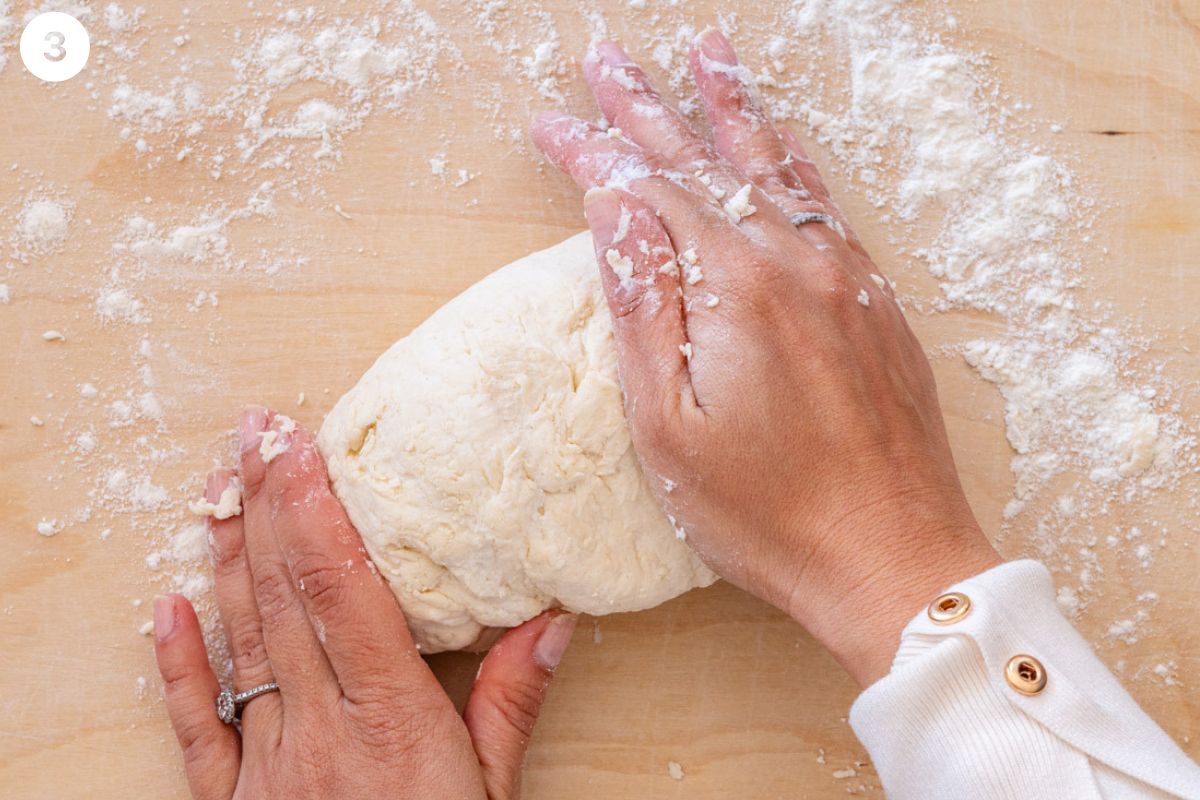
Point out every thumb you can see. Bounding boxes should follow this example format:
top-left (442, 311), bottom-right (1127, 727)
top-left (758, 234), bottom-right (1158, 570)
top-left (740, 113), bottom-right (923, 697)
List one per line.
top-left (463, 611), bottom-right (578, 800)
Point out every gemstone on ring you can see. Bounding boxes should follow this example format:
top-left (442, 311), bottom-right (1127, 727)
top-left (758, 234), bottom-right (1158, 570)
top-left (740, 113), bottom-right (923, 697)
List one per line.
top-left (215, 681), bottom-right (280, 725)
top-left (216, 688), bottom-right (236, 724)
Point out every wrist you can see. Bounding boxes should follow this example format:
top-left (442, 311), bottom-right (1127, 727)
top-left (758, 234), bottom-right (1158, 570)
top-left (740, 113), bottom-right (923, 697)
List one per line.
top-left (783, 496), bottom-right (1001, 688)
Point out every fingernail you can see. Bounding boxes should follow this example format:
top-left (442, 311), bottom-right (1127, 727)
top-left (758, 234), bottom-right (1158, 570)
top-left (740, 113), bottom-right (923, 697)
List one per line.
top-left (595, 39), bottom-right (630, 67)
top-left (583, 187), bottom-right (623, 250)
top-left (205, 469), bottom-right (230, 502)
top-left (153, 595), bottom-right (176, 642)
top-left (239, 406), bottom-right (268, 453)
top-left (534, 613), bottom-right (578, 671)
top-left (698, 28), bottom-right (737, 65)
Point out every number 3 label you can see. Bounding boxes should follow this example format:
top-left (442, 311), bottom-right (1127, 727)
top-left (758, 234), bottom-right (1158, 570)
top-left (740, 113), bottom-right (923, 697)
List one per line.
top-left (44, 31), bottom-right (68, 63)
top-left (20, 12), bottom-right (90, 82)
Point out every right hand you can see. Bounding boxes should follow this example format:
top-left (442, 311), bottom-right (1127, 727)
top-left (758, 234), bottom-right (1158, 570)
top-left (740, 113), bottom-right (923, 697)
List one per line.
top-left (532, 31), bottom-right (1000, 686)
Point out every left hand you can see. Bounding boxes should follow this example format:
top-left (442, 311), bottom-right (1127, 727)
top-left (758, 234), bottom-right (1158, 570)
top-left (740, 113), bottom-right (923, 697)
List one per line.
top-left (153, 407), bottom-right (577, 800)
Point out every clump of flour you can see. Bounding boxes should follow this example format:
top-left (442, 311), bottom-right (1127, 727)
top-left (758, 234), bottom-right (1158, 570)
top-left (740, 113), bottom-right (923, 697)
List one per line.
top-left (17, 197), bottom-right (72, 253)
top-left (96, 288), bottom-right (150, 324)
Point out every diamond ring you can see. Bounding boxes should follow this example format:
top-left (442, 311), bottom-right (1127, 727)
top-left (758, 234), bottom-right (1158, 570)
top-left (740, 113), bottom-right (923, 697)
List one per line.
top-left (790, 211), bottom-right (845, 239)
top-left (216, 681), bottom-right (280, 724)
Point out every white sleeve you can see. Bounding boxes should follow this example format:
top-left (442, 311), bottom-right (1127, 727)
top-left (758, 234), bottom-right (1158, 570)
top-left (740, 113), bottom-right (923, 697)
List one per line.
top-left (849, 560), bottom-right (1200, 800)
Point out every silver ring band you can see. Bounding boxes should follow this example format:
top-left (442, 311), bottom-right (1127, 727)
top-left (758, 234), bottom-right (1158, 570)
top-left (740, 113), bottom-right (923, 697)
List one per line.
top-left (216, 681), bottom-right (280, 724)
top-left (790, 211), bottom-right (846, 240)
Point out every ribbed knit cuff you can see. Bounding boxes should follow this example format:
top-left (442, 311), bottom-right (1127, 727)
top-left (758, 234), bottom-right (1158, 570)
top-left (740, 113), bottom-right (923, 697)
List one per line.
top-left (848, 560), bottom-right (1200, 800)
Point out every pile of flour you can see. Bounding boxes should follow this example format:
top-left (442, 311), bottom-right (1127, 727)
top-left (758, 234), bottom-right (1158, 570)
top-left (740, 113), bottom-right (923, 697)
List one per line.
top-left (12, 196), bottom-right (72, 259)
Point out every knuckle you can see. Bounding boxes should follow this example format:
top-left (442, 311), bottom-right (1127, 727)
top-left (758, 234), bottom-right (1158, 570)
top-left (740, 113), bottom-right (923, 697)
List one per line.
top-left (160, 653), bottom-right (206, 691)
top-left (807, 259), bottom-right (854, 301)
top-left (608, 288), bottom-right (648, 320)
top-left (668, 138), bottom-right (716, 172)
top-left (293, 556), bottom-right (350, 619)
top-left (209, 528), bottom-right (246, 572)
top-left (350, 693), bottom-right (437, 749)
top-left (486, 680), bottom-right (546, 740)
top-left (179, 720), bottom-right (226, 769)
top-left (741, 155), bottom-right (789, 188)
top-left (239, 465), bottom-right (267, 503)
top-left (228, 622), bottom-right (269, 674)
top-left (252, 566), bottom-right (297, 627)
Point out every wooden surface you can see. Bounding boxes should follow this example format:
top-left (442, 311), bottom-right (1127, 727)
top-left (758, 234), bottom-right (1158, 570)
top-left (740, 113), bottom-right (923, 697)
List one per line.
top-left (2, 1), bottom-right (1199, 797)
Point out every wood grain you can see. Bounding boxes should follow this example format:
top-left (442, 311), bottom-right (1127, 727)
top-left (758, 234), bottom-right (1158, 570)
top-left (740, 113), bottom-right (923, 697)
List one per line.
top-left (1, 1), bottom-right (1198, 798)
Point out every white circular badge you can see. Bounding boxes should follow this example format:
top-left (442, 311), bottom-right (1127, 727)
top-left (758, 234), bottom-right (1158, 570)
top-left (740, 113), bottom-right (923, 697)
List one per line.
top-left (20, 12), bottom-right (90, 83)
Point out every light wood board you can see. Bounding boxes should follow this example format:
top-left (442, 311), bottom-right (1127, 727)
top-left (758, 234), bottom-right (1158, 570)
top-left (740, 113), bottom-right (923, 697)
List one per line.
top-left (2, 1), bottom-right (1198, 797)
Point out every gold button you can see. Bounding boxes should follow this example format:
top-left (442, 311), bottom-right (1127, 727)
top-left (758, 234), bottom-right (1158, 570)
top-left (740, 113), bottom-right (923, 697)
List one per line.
top-left (927, 592), bottom-right (972, 624)
top-left (1005, 655), bottom-right (1048, 695)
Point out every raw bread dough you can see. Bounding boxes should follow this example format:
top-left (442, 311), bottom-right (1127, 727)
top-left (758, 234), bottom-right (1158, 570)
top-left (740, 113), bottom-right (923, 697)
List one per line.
top-left (317, 232), bottom-right (716, 653)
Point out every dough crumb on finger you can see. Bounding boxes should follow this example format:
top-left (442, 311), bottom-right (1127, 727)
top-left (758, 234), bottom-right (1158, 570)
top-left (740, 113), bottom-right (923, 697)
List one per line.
top-left (188, 477), bottom-right (243, 520)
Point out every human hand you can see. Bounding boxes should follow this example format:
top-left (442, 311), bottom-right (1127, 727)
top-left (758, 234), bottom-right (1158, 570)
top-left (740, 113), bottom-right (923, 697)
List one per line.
top-left (532, 31), bottom-right (999, 686)
top-left (154, 407), bottom-right (577, 799)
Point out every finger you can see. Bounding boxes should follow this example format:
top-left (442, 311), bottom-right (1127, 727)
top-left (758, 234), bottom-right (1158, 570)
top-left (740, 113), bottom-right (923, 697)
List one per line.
top-left (264, 421), bottom-right (439, 704)
top-left (154, 594), bottom-right (241, 800)
top-left (689, 31), bottom-right (832, 235)
top-left (463, 612), bottom-right (577, 800)
top-left (531, 113), bottom-right (758, 307)
top-left (238, 407), bottom-right (336, 705)
top-left (206, 468), bottom-right (282, 738)
top-left (688, 29), bottom-right (870, 259)
top-left (776, 126), bottom-right (871, 260)
top-left (582, 39), bottom-right (790, 232)
top-left (583, 186), bottom-right (705, 413)
top-left (531, 111), bottom-right (669, 195)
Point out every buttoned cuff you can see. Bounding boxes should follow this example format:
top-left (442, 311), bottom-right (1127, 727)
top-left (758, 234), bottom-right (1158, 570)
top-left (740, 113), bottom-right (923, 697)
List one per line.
top-left (849, 560), bottom-right (1200, 800)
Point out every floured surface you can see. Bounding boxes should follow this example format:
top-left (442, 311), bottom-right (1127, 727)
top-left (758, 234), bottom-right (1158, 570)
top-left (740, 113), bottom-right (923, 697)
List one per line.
top-left (1, 1), bottom-right (1198, 798)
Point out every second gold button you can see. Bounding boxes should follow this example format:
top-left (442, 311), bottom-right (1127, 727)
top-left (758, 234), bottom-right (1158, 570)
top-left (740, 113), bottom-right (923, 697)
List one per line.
top-left (1005, 655), bottom-right (1048, 695)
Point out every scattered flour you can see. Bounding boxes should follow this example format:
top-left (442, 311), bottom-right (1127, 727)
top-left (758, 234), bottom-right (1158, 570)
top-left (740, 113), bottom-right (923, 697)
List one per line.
top-left (761, 0), bottom-right (1196, 627)
top-left (667, 761), bottom-right (685, 780)
top-left (144, 521), bottom-right (214, 606)
top-left (0, 2), bottom-right (12, 74)
top-left (523, 36), bottom-right (568, 104)
top-left (9, 0), bottom-right (1192, 697)
top-left (125, 217), bottom-right (229, 263)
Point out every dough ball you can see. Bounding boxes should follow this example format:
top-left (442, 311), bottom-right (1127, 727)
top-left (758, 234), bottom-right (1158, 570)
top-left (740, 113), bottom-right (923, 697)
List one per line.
top-left (317, 232), bottom-right (716, 653)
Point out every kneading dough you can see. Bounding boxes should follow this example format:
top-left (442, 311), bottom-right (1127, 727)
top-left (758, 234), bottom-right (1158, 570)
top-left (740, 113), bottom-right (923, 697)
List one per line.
top-left (317, 232), bottom-right (716, 653)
